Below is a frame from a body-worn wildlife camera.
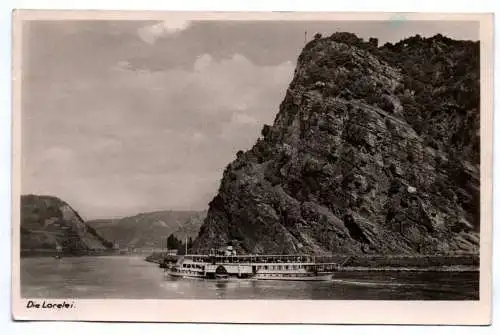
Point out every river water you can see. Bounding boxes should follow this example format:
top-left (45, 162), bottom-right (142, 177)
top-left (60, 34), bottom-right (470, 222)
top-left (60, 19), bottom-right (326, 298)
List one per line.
top-left (20, 256), bottom-right (479, 300)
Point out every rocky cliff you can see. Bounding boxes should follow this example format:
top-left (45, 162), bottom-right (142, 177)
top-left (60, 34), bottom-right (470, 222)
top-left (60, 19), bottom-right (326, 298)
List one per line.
top-left (193, 33), bottom-right (480, 255)
top-left (21, 194), bottom-right (113, 255)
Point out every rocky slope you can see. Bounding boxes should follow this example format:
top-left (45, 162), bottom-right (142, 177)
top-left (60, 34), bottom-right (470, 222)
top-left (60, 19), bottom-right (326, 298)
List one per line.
top-left (87, 210), bottom-right (205, 250)
top-left (21, 194), bottom-right (113, 255)
top-left (193, 33), bottom-right (480, 256)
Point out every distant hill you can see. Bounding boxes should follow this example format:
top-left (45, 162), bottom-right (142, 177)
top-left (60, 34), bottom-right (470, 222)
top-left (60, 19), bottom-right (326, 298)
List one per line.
top-left (169, 211), bottom-right (206, 241)
top-left (87, 210), bottom-right (206, 250)
top-left (21, 194), bottom-right (113, 256)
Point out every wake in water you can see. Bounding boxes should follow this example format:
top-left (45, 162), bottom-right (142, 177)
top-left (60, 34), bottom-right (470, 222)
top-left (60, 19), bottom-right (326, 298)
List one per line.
top-left (330, 278), bottom-right (427, 288)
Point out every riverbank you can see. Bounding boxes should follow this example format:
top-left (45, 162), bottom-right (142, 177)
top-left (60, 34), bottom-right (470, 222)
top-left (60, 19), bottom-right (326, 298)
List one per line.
top-left (144, 253), bottom-right (479, 272)
top-left (338, 266), bottom-right (478, 272)
top-left (145, 253), bottom-right (164, 263)
top-left (21, 249), bottom-right (121, 258)
top-left (338, 254), bottom-right (479, 268)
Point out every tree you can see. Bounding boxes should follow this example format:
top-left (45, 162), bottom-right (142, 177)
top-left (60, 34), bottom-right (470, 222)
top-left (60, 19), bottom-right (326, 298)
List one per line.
top-left (329, 32), bottom-right (364, 46)
top-left (261, 124), bottom-right (271, 138)
top-left (368, 37), bottom-right (378, 48)
top-left (166, 234), bottom-right (182, 250)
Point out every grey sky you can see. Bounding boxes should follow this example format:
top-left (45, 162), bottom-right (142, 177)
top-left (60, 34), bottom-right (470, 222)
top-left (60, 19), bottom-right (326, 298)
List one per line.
top-left (21, 19), bottom-right (478, 219)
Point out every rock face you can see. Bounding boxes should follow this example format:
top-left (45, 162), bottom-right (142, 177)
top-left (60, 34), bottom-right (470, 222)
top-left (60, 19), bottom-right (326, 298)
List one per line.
top-left (21, 194), bottom-right (113, 255)
top-left (193, 33), bottom-right (480, 255)
top-left (87, 210), bottom-right (206, 250)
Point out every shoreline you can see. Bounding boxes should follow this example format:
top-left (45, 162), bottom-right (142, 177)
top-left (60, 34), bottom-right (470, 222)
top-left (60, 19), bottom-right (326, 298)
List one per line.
top-left (144, 253), bottom-right (479, 272)
top-left (21, 253), bottom-right (479, 272)
top-left (20, 251), bottom-right (141, 258)
top-left (337, 266), bottom-right (479, 272)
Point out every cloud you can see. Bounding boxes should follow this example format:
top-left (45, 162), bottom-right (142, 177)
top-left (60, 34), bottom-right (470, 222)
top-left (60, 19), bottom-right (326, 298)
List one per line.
top-left (22, 51), bottom-right (294, 218)
top-left (193, 54), bottom-right (213, 72)
top-left (137, 19), bottom-right (192, 44)
top-left (232, 112), bottom-right (258, 125)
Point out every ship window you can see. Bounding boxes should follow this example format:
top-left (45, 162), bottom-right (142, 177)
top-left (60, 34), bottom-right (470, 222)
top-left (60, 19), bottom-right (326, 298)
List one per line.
top-left (285, 265), bottom-right (289, 270)
top-left (264, 265), bottom-right (268, 270)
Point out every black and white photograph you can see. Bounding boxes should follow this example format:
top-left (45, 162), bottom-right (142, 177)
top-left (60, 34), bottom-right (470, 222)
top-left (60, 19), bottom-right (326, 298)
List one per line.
top-left (11, 11), bottom-right (493, 324)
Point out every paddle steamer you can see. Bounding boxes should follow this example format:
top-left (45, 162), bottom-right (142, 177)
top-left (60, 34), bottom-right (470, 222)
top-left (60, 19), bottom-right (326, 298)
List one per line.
top-left (163, 246), bottom-right (346, 281)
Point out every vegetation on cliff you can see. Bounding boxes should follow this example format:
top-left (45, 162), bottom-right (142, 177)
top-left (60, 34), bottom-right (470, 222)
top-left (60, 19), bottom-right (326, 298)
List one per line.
top-left (21, 194), bottom-right (113, 256)
top-left (193, 33), bottom-right (480, 256)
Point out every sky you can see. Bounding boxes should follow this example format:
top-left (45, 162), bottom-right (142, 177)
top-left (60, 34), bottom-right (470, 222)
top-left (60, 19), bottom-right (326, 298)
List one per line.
top-left (20, 19), bottom-right (479, 219)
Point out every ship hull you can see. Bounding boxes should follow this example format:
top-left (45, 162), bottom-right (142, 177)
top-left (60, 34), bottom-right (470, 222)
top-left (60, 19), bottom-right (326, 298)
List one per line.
top-left (253, 273), bottom-right (332, 281)
top-left (165, 271), bottom-right (206, 279)
top-left (165, 270), bottom-right (332, 281)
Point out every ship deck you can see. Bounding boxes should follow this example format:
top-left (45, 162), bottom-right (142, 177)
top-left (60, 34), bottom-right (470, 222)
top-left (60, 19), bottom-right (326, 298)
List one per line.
top-left (181, 254), bottom-right (350, 265)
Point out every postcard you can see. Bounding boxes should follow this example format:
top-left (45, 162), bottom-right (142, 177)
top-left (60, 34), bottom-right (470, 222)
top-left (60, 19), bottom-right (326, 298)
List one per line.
top-left (11, 10), bottom-right (493, 324)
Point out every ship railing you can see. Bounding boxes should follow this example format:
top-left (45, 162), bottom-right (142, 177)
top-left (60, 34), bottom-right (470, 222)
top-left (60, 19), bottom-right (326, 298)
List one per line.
top-left (184, 254), bottom-right (349, 265)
